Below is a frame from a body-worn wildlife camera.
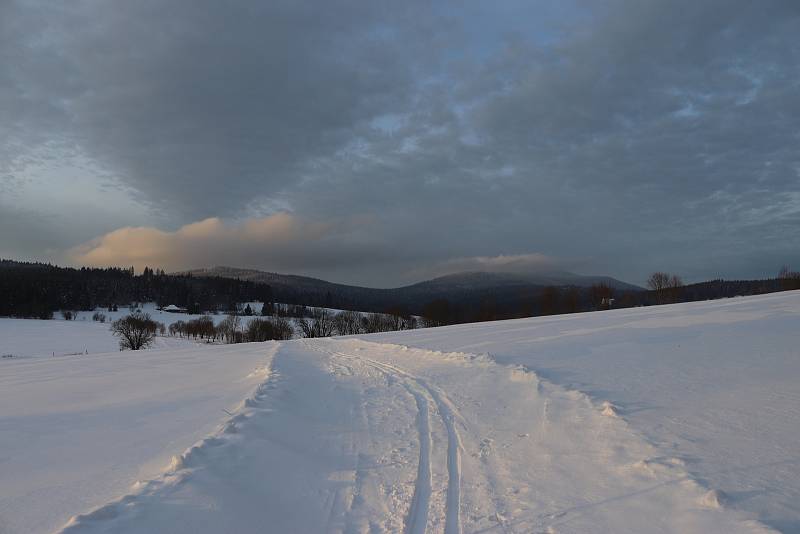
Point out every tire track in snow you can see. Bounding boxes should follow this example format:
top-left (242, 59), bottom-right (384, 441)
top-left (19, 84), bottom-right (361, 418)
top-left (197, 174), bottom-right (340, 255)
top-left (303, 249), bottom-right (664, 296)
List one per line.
top-left (305, 340), bottom-right (462, 534)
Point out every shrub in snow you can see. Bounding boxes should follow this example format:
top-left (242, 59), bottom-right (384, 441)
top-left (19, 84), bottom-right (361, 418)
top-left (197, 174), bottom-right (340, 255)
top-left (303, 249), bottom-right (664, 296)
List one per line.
top-left (245, 317), bottom-right (294, 342)
top-left (333, 310), bottom-right (362, 335)
top-left (110, 312), bottom-right (158, 350)
top-left (298, 309), bottom-right (335, 338)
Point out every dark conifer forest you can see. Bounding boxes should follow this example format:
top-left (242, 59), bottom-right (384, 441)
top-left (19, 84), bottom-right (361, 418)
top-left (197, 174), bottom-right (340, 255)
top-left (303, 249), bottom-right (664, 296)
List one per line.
top-left (0, 260), bottom-right (272, 319)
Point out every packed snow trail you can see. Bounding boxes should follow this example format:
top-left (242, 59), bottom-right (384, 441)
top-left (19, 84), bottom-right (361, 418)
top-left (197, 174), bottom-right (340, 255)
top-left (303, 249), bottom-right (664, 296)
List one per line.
top-left (306, 342), bottom-right (463, 534)
top-left (56, 338), bottom-right (771, 533)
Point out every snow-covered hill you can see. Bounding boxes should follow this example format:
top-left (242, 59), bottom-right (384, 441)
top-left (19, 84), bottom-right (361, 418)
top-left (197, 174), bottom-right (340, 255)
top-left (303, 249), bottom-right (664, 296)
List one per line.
top-left (1, 291), bottom-right (797, 533)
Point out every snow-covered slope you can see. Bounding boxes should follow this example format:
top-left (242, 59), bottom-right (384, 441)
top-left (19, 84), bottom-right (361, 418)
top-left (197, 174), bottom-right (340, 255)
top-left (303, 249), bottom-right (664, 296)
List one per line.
top-left (1, 291), bottom-right (796, 533)
top-left (368, 290), bottom-right (800, 532)
top-left (0, 343), bottom-right (273, 534)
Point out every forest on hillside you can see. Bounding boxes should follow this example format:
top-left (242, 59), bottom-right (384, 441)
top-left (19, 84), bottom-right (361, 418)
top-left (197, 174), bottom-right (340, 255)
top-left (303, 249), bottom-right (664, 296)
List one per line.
top-left (0, 260), bottom-right (273, 319)
top-left (2, 259), bottom-right (798, 324)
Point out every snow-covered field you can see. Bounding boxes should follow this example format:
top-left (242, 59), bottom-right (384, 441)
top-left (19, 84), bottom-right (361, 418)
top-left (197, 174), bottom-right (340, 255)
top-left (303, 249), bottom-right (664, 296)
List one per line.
top-left (1, 291), bottom-right (797, 533)
top-left (0, 301), bottom-right (293, 359)
top-left (0, 343), bottom-right (273, 534)
top-left (0, 318), bottom-right (195, 359)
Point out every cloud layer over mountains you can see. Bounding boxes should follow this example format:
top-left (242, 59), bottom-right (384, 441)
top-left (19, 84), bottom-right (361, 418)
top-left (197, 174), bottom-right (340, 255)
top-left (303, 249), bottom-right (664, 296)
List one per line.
top-left (2, 0), bottom-right (799, 285)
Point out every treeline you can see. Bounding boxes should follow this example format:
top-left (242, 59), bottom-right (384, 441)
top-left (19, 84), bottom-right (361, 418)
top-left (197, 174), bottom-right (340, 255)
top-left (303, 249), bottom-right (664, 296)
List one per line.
top-left (415, 270), bottom-right (800, 327)
top-left (4, 258), bottom-right (799, 328)
top-left (167, 309), bottom-right (417, 344)
top-left (416, 284), bottom-right (625, 326)
top-left (168, 315), bottom-right (294, 343)
top-left (296, 309), bottom-right (417, 338)
top-left (0, 260), bottom-right (272, 319)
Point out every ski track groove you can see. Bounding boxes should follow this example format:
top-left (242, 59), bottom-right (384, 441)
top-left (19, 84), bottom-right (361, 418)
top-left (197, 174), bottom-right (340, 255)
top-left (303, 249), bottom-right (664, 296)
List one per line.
top-left (360, 356), bottom-right (463, 534)
top-left (304, 340), bottom-right (463, 534)
top-left (404, 380), bottom-right (434, 534)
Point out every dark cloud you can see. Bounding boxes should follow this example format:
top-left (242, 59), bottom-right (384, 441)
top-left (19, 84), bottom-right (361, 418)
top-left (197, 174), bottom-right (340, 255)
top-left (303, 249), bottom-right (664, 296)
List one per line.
top-left (2, 0), bottom-right (799, 285)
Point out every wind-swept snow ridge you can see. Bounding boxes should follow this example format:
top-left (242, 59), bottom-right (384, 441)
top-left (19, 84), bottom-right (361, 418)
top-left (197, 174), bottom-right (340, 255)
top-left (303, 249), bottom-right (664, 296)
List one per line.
top-left (54, 337), bottom-right (774, 534)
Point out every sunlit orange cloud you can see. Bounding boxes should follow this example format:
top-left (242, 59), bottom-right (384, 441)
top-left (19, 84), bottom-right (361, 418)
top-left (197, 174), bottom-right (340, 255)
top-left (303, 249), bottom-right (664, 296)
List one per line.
top-left (68, 213), bottom-right (336, 272)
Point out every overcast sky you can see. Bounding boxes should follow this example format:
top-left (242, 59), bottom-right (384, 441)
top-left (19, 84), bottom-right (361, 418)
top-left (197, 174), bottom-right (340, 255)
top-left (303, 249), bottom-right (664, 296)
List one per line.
top-left (2, 0), bottom-right (799, 287)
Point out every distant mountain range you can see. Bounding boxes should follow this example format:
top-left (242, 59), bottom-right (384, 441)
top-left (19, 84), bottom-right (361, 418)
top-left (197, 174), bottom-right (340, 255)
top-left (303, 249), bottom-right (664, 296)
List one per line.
top-left (182, 266), bottom-right (642, 315)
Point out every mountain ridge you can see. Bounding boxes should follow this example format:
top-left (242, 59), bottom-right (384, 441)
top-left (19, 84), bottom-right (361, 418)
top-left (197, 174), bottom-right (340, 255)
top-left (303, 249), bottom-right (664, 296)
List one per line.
top-left (179, 266), bottom-right (642, 316)
top-left (182, 266), bottom-right (642, 291)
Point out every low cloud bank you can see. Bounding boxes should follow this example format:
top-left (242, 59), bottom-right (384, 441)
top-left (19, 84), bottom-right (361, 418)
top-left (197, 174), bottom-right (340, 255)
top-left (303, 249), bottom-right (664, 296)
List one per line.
top-left (70, 214), bottom-right (354, 274)
top-left (69, 215), bottom-right (564, 286)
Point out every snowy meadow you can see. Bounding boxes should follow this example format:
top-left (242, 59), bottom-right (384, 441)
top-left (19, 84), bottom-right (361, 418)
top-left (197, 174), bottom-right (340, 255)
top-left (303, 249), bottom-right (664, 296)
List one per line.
top-left (1, 291), bottom-right (798, 532)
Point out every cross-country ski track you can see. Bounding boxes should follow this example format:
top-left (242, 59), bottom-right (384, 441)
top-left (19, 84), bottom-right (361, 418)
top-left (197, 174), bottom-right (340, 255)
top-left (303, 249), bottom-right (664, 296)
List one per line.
top-left (51, 335), bottom-right (773, 533)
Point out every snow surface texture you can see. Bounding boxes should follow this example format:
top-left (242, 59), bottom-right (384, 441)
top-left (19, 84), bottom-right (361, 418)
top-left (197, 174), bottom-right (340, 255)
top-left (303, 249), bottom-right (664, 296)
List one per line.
top-left (369, 290), bottom-right (800, 533)
top-left (0, 343), bottom-right (273, 534)
top-left (1, 291), bottom-right (796, 533)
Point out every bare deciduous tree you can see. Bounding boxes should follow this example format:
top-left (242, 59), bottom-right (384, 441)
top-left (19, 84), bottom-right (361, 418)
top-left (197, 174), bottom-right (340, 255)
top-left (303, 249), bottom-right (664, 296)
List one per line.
top-left (244, 317), bottom-right (295, 342)
top-left (272, 316), bottom-right (295, 340)
top-left (218, 314), bottom-right (242, 343)
top-left (333, 310), bottom-right (362, 336)
top-left (298, 309), bottom-right (336, 338)
top-left (110, 312), bottom-right (157, 350)
top-left (362, 312), bottom-right (394, 333)
top-left (647, 272), bottom-right (684, 304)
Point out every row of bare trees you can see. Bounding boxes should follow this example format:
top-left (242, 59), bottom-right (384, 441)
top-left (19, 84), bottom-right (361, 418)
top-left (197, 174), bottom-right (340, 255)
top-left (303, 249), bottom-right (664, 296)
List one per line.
top-left (167, 314), bottom-right (294, 343)
top-left (297, 309), bottom-right (417, 338)
top-left (169, 316), bottom-right (218, 340)
top-left (166, 308), bottom-right (415, 343)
